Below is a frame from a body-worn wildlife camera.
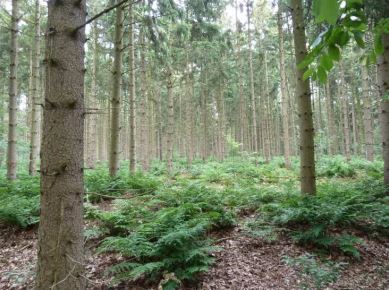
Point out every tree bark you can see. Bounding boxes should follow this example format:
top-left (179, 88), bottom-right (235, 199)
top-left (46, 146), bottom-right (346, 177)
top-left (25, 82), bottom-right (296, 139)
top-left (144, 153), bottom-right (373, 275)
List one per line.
top-left (109, 3), bottom-right (123, 177)
top-left (362, 64), bottom-right (374, 161)
top-left (128, 1), bottom-right (136, 173)
top-left (7, 0), bottom-right (19, 180)
top-left (166, 68), bottom-right (174, 173)
top-left (378, 33), bottom-right (389, 184)
top-left (291, 0), bottom-right (316, 194)
top-left (246, 2), bottom-right (258, 153)
top-left (339, 62), bottom-right (351, 160)
top-left (277, 2), bottom-right (291, 168)
top-left (325, 80), bottom-right (337, 155)
top-left (36, 0), bottom-right (86, 288)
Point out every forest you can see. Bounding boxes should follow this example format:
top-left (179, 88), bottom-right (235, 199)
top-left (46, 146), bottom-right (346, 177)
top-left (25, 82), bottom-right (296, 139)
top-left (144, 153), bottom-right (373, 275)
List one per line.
top-left (0, 0), bottom-right (388, 289)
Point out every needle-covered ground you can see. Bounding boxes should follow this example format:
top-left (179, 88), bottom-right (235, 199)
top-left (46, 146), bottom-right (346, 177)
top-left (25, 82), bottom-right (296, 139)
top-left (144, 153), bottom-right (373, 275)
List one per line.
top-left (0, 156), bottom-right (388, 289)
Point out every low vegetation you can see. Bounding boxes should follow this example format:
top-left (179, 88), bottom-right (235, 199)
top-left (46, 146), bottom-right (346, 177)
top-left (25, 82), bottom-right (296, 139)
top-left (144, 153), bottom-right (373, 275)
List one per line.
top-left (0, 156), bottom-right (388, 288)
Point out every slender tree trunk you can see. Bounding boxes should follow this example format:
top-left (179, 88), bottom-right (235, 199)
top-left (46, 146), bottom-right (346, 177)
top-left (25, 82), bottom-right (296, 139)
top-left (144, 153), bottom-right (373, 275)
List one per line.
top-left (378, 33), bottom-right (389, 184)
top-left (28, 0), bottom-right (41, 175)
top-left (7, 0), bottom-right (19, 180)
top-left (166, 68), bottom-right (174, 172)
top-left (277, 3), bottom-right (291, 167)
top-left (340, 62), bottom-right (351, 160)
top-left (36, 0), bottom-right (86, 288)
top-left (128, 1), bottom-right (136, 173)
top-left (325, 80), bottom-right (337, 155)
top-left (291, 0), bottom-right (316, 194)
top-left (247, 2), bottom-right (258, 152)
top-left (109, 3), bottom-right (123, 177)
top-left (361, 65), bottom-right (375, 161)
top-left (85, 20), bottom-right (98, 169)
top-left (139, 29), bottom-right (149, 171)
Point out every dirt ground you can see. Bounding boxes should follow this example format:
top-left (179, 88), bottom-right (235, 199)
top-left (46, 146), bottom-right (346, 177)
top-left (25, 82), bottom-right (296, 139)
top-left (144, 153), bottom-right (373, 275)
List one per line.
top-left (1, 222), bottom-right (388, 290)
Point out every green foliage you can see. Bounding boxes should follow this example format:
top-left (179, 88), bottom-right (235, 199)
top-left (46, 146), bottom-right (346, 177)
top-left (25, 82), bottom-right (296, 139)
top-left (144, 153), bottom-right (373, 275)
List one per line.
top-left (96, 184), bottom-right (235, 285)
top-left (284, 254), bottom-right (345, 289)
top-left (317, 156), bottom-right (356, 177)
top-left (85, 168), bottom-right (160, 202)
top-left (253, 180), bottom-right (388, 256)
top-left (0, 176), bottom-right (40, 227)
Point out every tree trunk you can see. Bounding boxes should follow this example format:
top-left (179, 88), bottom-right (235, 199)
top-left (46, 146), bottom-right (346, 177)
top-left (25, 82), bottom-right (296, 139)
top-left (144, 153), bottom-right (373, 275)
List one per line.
top-left (247, 2), bottom-right (258, 153)
top-left (325, 80), bottom-right (337, 155)
top-left (291, 0), bottom-right (316, 194)
top-left (166, 68), bottom-right (174, 172)
top-left (85, 20), bottom-right (98, 169)
top-left (139, 29), bottom-right (149, 171)
top-left (361, 65), bottom-right (374, 161)
top-left (340, 62), bottom-right (351, 160)
top-left (109, 3), bottom-right (123, 177)
top-left (378, 33), bottom-right (389, 184)
top-left (7, 0), bottom-right (19, 180)
top-left (277, 3), bottom-right (291, 168)
top-left (36, 0), bottom-right (86, 288)
top-left (128, 2), bottom-right (136, 173)
top-left (29, 0), bottom-right (41, 175)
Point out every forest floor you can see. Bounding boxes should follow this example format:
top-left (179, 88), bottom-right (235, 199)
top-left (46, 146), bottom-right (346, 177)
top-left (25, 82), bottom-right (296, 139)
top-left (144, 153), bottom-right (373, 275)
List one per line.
top-left (1, 157), bottom-right (389, 289)
top-left (1, 214), bottom-right (388, 289)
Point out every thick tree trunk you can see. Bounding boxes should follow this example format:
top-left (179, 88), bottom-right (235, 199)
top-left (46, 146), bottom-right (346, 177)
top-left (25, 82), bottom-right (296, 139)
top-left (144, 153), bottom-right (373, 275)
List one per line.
top-left (128, 2), bottom-right (136, 173)
top-left (291, 0), bottom-right (316, 194)
top-left (36, 0), bottom-right (86, 288)
top-left (7, 0), bottom-right (19, 180)
top-left (29, 0), bottom-right (41, 175)
top-left (362, 65), bottom-right (375, 161)
top-left (109, 3), bottom-right (123, 177)
top-left (378, 33), bottom-right (389, 184)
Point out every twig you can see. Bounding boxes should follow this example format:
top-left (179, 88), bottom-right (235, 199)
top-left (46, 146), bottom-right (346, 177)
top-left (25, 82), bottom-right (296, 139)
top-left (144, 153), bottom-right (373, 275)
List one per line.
top-left (73, 0), bottom-right (141, 32)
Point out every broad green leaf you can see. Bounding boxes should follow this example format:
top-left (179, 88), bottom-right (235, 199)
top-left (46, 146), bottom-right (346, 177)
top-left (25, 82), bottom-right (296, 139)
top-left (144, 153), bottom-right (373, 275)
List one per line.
top-left (313, 0), bottom-right (339, 25)
top-left (328, 45), bottom-right (341, 61)
top-left (337, 31), bottom-right (350, 46)
top-left (353, 31), bottom-right (365, 48)
top-left (320, 54), bottom-right (333, 71)
top-left (317, 66), bottom-right (327, 83)
top-left (298, 52), bottom-right (316, 70)
top-left (374, 34), bottom-right (384, 55)
top-left (303, 68), bottom-right (314, 81)
top-left (367, 52), bottom-right (377, 65)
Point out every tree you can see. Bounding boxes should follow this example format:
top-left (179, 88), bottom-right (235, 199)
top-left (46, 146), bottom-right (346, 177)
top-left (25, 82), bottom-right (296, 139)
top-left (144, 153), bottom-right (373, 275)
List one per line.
top-left (7, 0), bottom-right (19, 180)
top-left (277, 0), bottom-right (291, 168)
top-left (36, 0), bottom-right (86, 288)
top-left (291, 0), bottom-right (316, 194)
top-left (128, 1), bottom-right (136, 173)
top-left (28, 0), bottom-right (41, 176)
top-left (109, 2), bottom-right (123, 177)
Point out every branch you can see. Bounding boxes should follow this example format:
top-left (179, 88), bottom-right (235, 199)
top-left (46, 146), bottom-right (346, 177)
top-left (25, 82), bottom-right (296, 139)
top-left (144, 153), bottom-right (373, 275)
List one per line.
top-left (73, 0), bottom-right (141, 32)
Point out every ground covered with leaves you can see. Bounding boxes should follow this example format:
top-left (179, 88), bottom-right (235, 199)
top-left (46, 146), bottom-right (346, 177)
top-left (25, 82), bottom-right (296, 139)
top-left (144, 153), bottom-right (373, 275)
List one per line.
top-left (0, 156), bottom-right (388, 289)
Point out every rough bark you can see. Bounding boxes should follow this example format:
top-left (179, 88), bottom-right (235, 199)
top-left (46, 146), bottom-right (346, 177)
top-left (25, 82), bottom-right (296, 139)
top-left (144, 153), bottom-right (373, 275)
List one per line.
top-left (378, 33), bottom-right (389, 184)
top-left (7, 0), bottom-right (19, 180)
top-left (128, 1), bottom-right (136, 173)
top-left (109, 3), bottom-right (123, 177)
top-left (36, 0), bottom-right (86, 288)
top-left (291, 0), bottom-right (316, 194)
